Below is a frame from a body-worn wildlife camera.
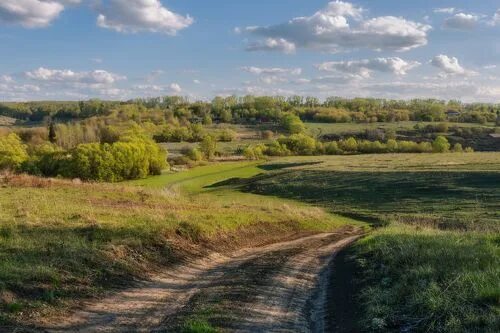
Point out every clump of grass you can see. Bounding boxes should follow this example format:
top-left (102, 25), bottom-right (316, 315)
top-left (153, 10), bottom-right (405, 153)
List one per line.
top-left (182, 318), bottom-right (219, 333)
top-left (352, 224), bottom-right (500, 332)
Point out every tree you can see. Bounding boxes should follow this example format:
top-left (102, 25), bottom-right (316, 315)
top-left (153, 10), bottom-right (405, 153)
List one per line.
top-left (432, 136), bottom-right (451, 153)
top-left (281, 114), bottom-right (305, 134)
top-left (199, 135), bottom-right (217, 160)
top-left (48, 121), bottom-right (57, 143)
top-left (0, 133), bottom-right (28, 170)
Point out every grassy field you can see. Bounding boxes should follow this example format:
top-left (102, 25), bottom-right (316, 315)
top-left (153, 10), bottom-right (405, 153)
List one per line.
top-left (216, 153), bottom-right (500, 332)
top-left (0, 163), bottom-right (354, 326)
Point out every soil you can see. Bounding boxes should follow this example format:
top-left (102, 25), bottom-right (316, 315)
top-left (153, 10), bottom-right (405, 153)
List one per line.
top-left (22, 226), bottom-right (362, 333)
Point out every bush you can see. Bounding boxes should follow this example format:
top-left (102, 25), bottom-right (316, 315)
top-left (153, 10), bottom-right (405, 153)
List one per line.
top-left (432, 136), bottom-right (451, 153)
top-left (281, 114), bottom-right (305, 134)
top-left (278, 134), bottom-right (317, 155)
top-left (0, 133), bottom-right (28, 170)
top-left (199, 135), bottom-right (217, 160)
top-left (59, 137), bottom-right (167, 181)
top-left (218, 129), bottom-right (236, 142)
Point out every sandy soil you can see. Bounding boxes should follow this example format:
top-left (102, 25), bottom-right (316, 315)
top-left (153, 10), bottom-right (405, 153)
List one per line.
top-left (36, 227), bottom-right (361, 333)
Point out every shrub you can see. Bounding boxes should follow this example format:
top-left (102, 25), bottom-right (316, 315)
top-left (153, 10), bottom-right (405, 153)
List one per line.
top-left (0, 133), bottom-right (29, 170)
top-left (199, 135), bottom-right (217, 160)
top-left (432, 136), bottom-right (451, 153)
top-left (281, 114), bottom-right (305, 134)
top-left (278, 134), bottom-right (317, 155)
top-left (452, 143), bottom-right (464, 153)
top-left (218, 129), bottom-right (236, 142)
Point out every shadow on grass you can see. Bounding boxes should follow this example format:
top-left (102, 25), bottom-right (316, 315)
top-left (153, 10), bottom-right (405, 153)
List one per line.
top-left (257, 161), bottom-right (323, 171)
top-left (213, 169), bottom-right (500, 231)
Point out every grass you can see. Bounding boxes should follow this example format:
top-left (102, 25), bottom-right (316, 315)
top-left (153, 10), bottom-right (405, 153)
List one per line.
top-left (0, 164), bottom-right (353, 325)
top-left (217, 153), bottom-right (500, 332)
top-left (352, 225), bottom-right (499, 332)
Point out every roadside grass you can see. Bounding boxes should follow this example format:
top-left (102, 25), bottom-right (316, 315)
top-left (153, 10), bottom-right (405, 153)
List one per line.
top-left (352, 224), bottom-right (500, 332)
top-left (0, 164), bottom-right (354, 325)
top-left (227, 153), bottom-right (500, 332)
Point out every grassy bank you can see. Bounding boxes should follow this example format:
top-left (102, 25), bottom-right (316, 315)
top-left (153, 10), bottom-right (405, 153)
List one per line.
top-left (352, 225), bottom-right (499, 332)
top-left (0, 163), bottom-right (355, 326)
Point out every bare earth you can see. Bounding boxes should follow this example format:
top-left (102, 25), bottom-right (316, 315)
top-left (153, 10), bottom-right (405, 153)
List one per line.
top-left (40, 227), bottom-right (361, 333)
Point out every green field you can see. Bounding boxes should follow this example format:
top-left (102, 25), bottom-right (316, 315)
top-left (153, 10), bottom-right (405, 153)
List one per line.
top-left (1, 153), bottom-right (499, 331)
top-left (209, 153), bottom-right (499, 332)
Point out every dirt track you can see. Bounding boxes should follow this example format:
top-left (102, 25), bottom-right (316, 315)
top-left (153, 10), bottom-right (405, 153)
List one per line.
top-left (40, 227), bottom-right (361, 333)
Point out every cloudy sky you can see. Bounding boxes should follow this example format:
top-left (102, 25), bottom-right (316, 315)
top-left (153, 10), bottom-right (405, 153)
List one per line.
top-left (1, 0), bottom-right (500, 102)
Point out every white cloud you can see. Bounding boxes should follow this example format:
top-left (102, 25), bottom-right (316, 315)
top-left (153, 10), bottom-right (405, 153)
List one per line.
top-left (169, 83), bottom-right (182, 93)
top-left (1, 75), bottom-right (14, 83)
top-left (483, 65), bottom-right (497, 70)
top-left (245, 38), bottom-right (296, 54)
top-left (317, 57), bottom-right (420, 78)
top-left (434, 8), bottom-right (455, 14)
top-left (193, 79), bottom-right (201, 84)
top-left (240, 1), bottom-right (431, 53)
top-left (0, 0), bottom-right (80, 28)
top-left (96, 0), bottom-right (193, 35)
top-left (430, 55), bottom-right (473, 76)
top-left (25, 67), bottom-right (125, 85)
top-left (491, 9), bottom-right (500, 26)
top-left (444, 13), bottom-right (479, 30)
top-left (241, 66), bottom-right (302, 76)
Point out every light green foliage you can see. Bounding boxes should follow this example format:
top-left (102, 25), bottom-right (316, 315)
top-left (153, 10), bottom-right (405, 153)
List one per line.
top-left (218, 129), bottom-right (236, 142)
top-left (0, 133), bottom-right (28, 170)
top-left (243, 145), bottom-right (265, 160)
top-left (432, 136), bottom-right (451, 153)
top-left (199, 135), bottom-right (217, 160)
top-left (62, 136), bottom-right (167, 181)
top-left (339, 137), bottom-right (358, 152)
top-left (452, 143), bottom-right (464, 153)
top-left (278, 134), bottom-right (318, 155)
top-left (281, 114), bottom-right (305, 134)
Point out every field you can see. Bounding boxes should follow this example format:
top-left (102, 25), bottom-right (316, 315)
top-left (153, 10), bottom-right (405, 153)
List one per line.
top-left (218, 153), bottom-right (499, 332)
top-left (0, 152), bottom-right (499, 331)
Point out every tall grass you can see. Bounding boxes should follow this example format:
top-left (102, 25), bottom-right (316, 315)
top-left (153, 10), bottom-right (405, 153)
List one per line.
top-left (353, 225), bottom-right (499, 332)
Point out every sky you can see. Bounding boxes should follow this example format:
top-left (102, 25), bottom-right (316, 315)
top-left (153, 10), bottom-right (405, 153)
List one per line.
top-left (1, 0), bottom-right (500, 102)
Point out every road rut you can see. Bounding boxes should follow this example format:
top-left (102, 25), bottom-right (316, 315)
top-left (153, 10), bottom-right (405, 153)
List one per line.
top-left (41, 227), bottom-right (361, 333)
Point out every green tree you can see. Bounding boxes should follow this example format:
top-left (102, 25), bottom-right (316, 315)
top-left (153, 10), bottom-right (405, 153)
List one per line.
top-left (432, 136), bottom-right (451, 153)
top-left (199, 135), bottom-right (217, 160)
top-left (0, 133), bottom-right (28, 170)
top-left (281, 114), bottom-right (305, 134)
top-left (48, 121), bottom-right (57, 143)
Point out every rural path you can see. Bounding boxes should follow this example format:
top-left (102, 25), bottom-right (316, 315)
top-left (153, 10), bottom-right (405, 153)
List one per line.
top-left (41, 227), bottom-right (361, 333)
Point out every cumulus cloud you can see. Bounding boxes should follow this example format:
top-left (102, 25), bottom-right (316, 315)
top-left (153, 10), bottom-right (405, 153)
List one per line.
top-left (245, 38), bottom-right (296, 54)
top-left (241, 66), bottom-right (302, 76)
top-left (25, 67), bottom-right (125, 85)
top-left (434, 8), bottom-right (455, 14)
top-left (240, 1), bottom-right (431, 53)
top-left (96, 0), bottom-right (193, 35)
top-left (317, 57), bottom-right (420, 78)
top-left (0, 0), bottom-right (80, 28)
top-left (444, 13), bottom-right (479, 30)
top-left (430, 55), bottom-right (473, 76)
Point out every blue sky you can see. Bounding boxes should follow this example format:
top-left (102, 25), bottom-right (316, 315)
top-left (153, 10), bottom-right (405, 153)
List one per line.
top-left (1, 0), bottom-right (500, 102)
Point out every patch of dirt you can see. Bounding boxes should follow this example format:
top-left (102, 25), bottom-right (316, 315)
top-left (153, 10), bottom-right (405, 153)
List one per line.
top-left (25, 226), bottom-right (361, 333)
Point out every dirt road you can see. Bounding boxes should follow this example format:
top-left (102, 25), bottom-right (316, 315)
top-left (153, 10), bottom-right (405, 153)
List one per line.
top-left (41, 227), bottom-right (361, 333)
